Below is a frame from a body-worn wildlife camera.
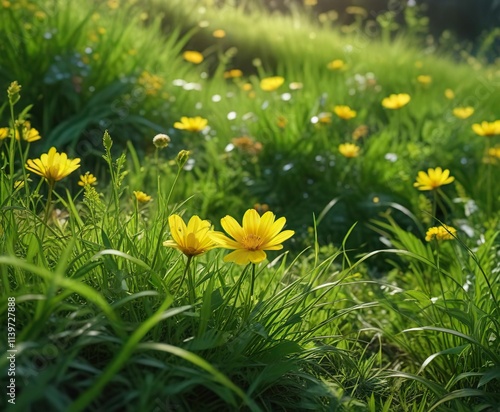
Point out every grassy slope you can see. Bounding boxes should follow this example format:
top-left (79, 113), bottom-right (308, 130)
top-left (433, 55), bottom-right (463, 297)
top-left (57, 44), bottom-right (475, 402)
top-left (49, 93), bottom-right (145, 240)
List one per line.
top-left (0, 1), bottom-right (499, 411)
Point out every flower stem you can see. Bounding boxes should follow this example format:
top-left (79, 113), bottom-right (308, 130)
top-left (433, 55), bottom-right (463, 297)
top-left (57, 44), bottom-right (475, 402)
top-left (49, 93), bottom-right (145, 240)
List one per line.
top-left (41, 180), bottom-right (54, 240)
top-left (175, 255), bottom-right (193, 299)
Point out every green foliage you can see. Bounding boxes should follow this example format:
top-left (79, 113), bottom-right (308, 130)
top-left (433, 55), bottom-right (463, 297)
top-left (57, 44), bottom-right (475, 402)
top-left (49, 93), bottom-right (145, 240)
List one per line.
top-left (1, 0), bottom-right (500, 411)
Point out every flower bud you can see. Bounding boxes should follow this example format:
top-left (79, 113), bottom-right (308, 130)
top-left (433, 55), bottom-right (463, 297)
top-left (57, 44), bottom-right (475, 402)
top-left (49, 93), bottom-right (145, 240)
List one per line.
top-left (153, 133), bottom-right (171, 149)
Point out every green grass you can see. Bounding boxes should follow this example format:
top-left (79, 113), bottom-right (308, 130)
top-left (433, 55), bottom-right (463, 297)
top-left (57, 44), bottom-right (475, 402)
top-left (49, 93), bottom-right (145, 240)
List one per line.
top-left (1, 0), bottom-right (500, 410)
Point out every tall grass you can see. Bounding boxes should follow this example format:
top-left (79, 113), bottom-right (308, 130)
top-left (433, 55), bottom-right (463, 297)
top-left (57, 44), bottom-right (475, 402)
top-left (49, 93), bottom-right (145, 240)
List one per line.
top-left (1, 0), bottom-right (499, 410)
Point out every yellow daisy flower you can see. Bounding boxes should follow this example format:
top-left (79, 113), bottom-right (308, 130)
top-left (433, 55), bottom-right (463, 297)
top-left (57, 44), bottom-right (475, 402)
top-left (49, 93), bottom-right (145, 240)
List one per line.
top-left (413, 167), bottom-right (455, 191)
top-left (472, 121), bottom-right (500, 137)
top-left (133, 191), bottom-right (152, 203)
top-left (425, 225), bottom-right (457, 241)
top-left (182, 50), bottom-right (204, 64)
top-left (327, 59), bottom-right (345, 70)
top-left (333, 105), bottom-right (357, 120)
top-left (163, 214), bottom-right (217, 257)
top-left (339, 143), bottom-right (360, 158)
top-left (210, 209), bottom-right (294, 265)
top-left (381, 93), bottom-right (411, 109)
top-left (173, 116), bottom-right (208, 132)
top-left (259, 76), bottom-right (285, 91)
top-left (453, 107), bottom-right (474, 119)
top-left (25, 147), bottom-right (80, 183)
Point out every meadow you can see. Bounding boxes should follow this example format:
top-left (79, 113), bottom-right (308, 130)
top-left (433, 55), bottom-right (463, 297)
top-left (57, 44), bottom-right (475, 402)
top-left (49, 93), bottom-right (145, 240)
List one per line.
top-left (1, 0), bottom-right (499, 410)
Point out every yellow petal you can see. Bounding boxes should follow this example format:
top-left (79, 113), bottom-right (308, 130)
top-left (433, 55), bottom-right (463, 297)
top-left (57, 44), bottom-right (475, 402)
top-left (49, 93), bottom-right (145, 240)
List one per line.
top-left (220, 215), bottom-right (245, 243)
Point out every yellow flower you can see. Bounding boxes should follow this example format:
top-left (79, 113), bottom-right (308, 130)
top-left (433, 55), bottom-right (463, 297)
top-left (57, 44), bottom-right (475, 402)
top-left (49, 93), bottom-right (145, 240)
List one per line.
top-left (417, 75), bottom-right (432, 85)
top-left (444, 89), bottom-right (455, 100)
top-left (0, 127), bottom-right (9, 139)
top-left (413, 167), bottom-right (455, 191)
top-left (20, 124), bottom-right (41, 142)
top-left (133, 191), bottom-right (152, 203)
top-left (339, 143), bottom-right (360, 158)
top-left (472, 120), bottom-right (500, 137)
top-left (210, 209), bottom-right (294, 265)
top-left (212, 29), bottom-right (226, 38)
top-left (182, 50), bottom-right (204, 64)
top-left (425, 225), bottom-right (457, 242)
top-left (453, 107), bottom-right (474, 119)
top-left (327, 59), bottom-right (345, 70)
top-left (382, 93), bottom-right (411, 109)
top-left (174, 116), bottom-right (208, 132)
top-left (137, 71), bottom-right (164, 96)
top-left (304, 0), bottom-right (317, 5)
top-left (78, 172), bottom-right (97, 187)
top-left (163, 214), bottom-right (217, 257)
top-left (242, 83), bottom-right (253, 91)
top-left (334, 105), bottom-right (357, 120)
top-left (259, 76), bottom-right (285, 91)
top-left (25, 147), bottom-right (80, 183)
top-left (488, 147), bottom-right (500, 159)
top-left (223, 69), bottom-right (243, 79)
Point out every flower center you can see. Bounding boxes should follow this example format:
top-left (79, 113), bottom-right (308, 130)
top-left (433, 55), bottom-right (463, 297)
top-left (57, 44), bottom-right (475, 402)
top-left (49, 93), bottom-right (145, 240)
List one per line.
top-left (242, 233), bottom-right (262, 250)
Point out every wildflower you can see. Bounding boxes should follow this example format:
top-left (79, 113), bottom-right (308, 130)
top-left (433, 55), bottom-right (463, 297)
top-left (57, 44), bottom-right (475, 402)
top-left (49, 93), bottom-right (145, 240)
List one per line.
top-left (339, 143), bottom-right (360, 158)
top-left (133, 191), bottom-right (152, 203)
top-left (327, 59), bottom-right (345, 70)
top-left (20, 123), bottom-right (41, 142)
top-left (382, 93), bottom-right (411, 109)
top-left (182, 50), bottom-right (204, 64)
top-left (352, 124), bottom-right (369, 140)
top-left (212, 29), bottom-right (226, 38)
top-left (163, 214), bottom-right (216, 257)
top-left (413, 167), bottom-right (454, 191)
top-left (317, 112), bottom-right (332, 124)
top-left (483, 147), bottom-right (500, 164)
top-left (0, 127), bottom-right (9, 140)
top-left (232, 136), bottom-right (263, 155)
top-left (425, 225), bottom-right (457, 242)
top-left (453, 107), bottom-right (474, 119)
top-left (334, 105), bottom-right (357, 120)
top-left (176, 150), bottom-right (191, 168)
top-left (444, 89), bottom-right (455, 99)
top-left (25, 147), bottom-right (80, 183)
top-left (488, 147), bottom-right (500, 159)
top-left (260, 76), bottom-right (284, 91)
top-left (7, 81), bottom-right (21, 106)
top-left (223, 69), bottom-right (243, 79)
top-left (210, 209), bottom-right (294, 265)
top-left (174, 116), bottom-right (208, 132)
top-left (78, 172), bottom-right (97, 187)
top-left (138, 71), bottom-right (164, 96)
top-left (417, 75), bottom-right (432, 85)
top-left (472, 120), bottom-right (500, 137)
top-left (153, 133), bottom-right (171, 149)
top-left (242, 83), bottom-right (253, 91)
top-left (304, 0), bottom-right (317, 5)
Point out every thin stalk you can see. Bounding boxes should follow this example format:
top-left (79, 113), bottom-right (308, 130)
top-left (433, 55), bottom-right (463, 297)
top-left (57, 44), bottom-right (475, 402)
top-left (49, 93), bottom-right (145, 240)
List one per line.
top-left (41, 180), bottom-right (54, 240)
top-left (175, 255), bottom-right (193, 298)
